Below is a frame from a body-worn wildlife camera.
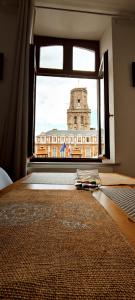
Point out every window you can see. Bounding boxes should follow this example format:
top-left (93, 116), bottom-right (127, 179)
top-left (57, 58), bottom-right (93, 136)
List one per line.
top-left (30, 36), bottom-right (103, 162)
top-left (99, 50), bottom-right (110, 158)
top-left (74, 116), bottom-right (77, 124)
top-left (86, 147), bottom-right (91, 158)
top-left (53, 147), bottom-right (57, 157)
top-left (34, 36), bottom-right (100, 78)
top-left (53, 137), bottom-right (56, 143)
top-left (73, 47), bottom-right (95, 71)
top-left (40, 46), bottom-right (63, 69)
top-left (81, 116), bottom-right (84, 125)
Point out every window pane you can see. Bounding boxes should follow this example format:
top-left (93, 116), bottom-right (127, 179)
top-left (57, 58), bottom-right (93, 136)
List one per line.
top-left (35, 76), bottom-right (98, 159)
top-left (40, 46), bottom-right (63, 69)
top-left (100, 78), bottom-right (105, 155)
top-left (73, 47), bottom-right (95, 71)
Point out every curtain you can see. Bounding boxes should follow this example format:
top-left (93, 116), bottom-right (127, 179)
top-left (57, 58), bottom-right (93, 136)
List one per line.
top-left (0, 0), bottom-right (34, 181)
top-left (28, 44), bottom-right (36, 158)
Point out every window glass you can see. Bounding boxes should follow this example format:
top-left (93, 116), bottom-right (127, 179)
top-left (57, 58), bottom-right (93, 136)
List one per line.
top-left (40, 46), bottom-right (63, 69)
top-left (73, 47), bottom-right (95, 71)
top-left (35, 76), bottom-right (99, 159)
top-left (100, 78), bottom-right (105, 155)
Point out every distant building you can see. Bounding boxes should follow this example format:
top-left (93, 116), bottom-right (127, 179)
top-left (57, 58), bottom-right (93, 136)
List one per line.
top-left (35, 87), bottom-right (103, 158)
top-left (67, 88), bottom-right (91, 130)
top-left (35, 129), bottom-right (98, 158)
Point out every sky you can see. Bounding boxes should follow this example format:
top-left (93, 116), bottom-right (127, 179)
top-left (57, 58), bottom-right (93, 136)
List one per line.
top-left (35, 45), bottom-right (98, 135)
top-left (35, 76), bottom-right (98, 135)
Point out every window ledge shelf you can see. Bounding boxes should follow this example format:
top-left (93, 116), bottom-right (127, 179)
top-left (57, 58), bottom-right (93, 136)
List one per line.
top-left (27, 161), bottom-right (118, 173)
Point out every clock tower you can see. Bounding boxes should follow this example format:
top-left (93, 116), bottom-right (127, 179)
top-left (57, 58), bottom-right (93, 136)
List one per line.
top-left (67, 87), bottom-right (91, 130)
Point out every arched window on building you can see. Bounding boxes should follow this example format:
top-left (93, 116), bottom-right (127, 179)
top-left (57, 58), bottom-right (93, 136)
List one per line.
top-left (86, 147), bottom-right (91, 158)
top-left (77, 99), bottom-right (81, 108)
top-left (74, 116), bottom-right (77, 124)
top-left (81, 116), bottom-right (84, 125)
top-left (53, 147), bottom-right (56, 157)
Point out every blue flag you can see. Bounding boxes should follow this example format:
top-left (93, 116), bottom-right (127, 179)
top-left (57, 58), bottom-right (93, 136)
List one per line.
top-left (60, 143), bottom-right (66, 152)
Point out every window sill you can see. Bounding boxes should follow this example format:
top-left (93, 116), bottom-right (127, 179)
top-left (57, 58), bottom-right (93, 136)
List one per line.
top-left (27, 160), bottom-right (118, 174)
top-left (30, 157), bottom-right (102, 163)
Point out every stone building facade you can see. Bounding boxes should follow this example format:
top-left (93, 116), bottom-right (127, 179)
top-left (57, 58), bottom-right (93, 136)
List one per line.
top-left (35, 129), bottom-right (98, 158)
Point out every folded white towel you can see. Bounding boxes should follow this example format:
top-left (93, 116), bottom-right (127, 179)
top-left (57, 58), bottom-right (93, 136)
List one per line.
top-left (76, 169), bottom-right (101, 185)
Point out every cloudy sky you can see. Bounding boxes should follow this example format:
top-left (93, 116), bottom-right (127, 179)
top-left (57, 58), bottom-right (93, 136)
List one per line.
top-left (35, 76), bottom-right (98, 135)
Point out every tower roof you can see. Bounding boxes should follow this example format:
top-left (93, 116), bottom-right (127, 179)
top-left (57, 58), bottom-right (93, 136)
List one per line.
top-left (71, 87), bottom-right (87, 93)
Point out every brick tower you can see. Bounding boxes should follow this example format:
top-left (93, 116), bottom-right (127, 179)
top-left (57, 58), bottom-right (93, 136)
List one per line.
top-left (67, 87), bottom-right (91, 130)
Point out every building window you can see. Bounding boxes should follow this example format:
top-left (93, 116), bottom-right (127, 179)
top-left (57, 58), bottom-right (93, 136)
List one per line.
top-left (74, 116), bottom-right (77, 124)
top-left (30, 36), bottom-right (104, 162)
top-left (86, 147), bottom-right (91, 158)
top-left (81, 116), bottom-right (84, 125)
top-left (53, 147), bottom-right (57, 157)
top-left (70, 137), bottom-right (73, 143)
top-left (61, 137), bottom-right (64, 142)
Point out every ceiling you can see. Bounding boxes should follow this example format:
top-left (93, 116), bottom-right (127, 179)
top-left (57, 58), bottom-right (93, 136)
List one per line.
top-left (34, 0), bottom-right (135, 40)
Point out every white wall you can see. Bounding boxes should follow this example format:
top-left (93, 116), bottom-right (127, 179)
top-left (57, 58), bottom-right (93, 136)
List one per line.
top-left (112, 18), bottom-right (135, 177)
top-left (100, 19), bottom-right (115, 163)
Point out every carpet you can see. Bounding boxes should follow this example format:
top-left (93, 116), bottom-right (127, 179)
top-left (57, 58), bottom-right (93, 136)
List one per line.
top-left (100, 187), bottom-right (135, 222)
top-left (0, 189), bottom-right (135, 299)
